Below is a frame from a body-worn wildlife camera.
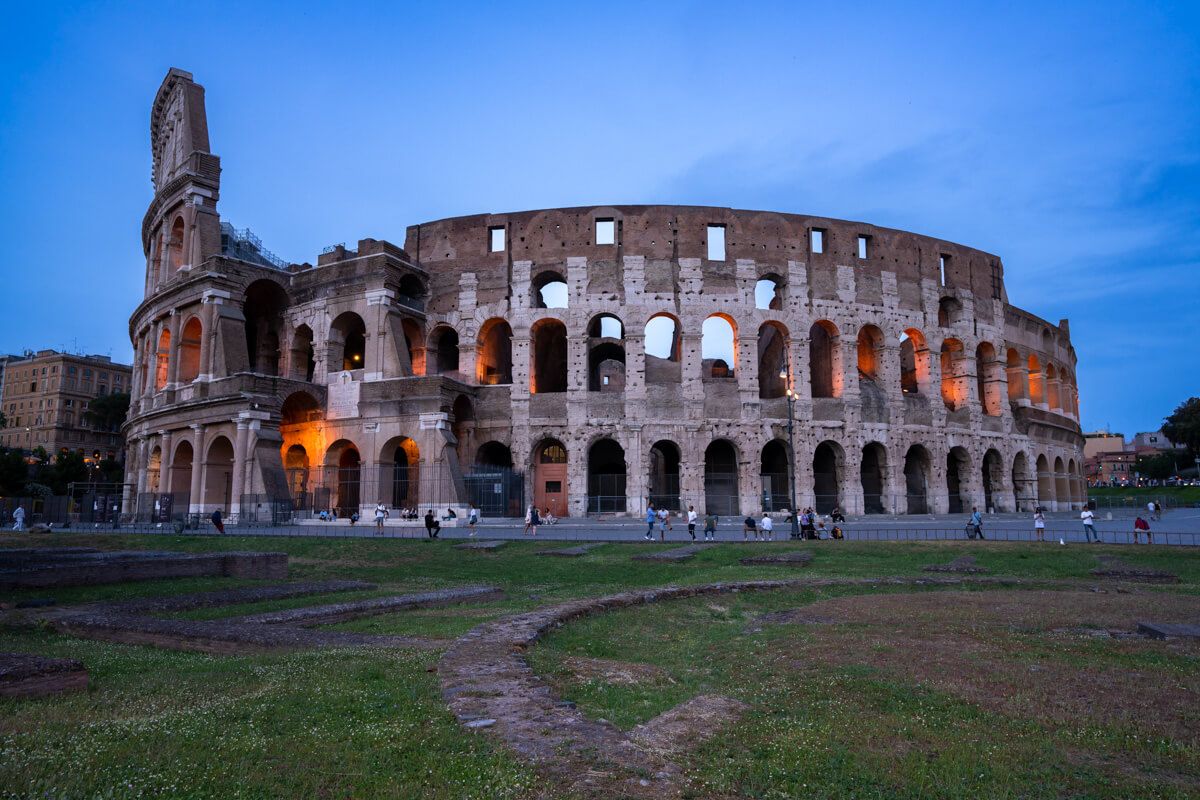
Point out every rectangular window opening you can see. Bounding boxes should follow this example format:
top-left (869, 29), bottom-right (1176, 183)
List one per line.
top-left (991, 264), bottom-right (1002, 300)
top-left (595, 218), bottom-right (615, 246)
top-left (857, 235), bottom-right (869, 260)
top-left (811, 228), bottom-right (825, 254)
top-left (488, 226), bottom-right (505, 253)
top-left (939, 254), bottom-right (949, 286)
top-left (706, 224), bottom-right (726, 261)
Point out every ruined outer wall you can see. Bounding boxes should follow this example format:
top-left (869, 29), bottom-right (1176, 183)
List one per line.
top-left (404, 205), bottom-right (1084, 515)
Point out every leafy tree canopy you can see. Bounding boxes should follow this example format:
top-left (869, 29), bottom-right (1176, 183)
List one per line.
top-left (1162, 397), bottom-right (1200, 460)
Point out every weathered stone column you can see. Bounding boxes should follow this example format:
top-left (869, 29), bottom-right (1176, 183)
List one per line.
top-left (188, 423), bottom-right (205, 513)
top-left (229, 420), bottom-right (251, 519)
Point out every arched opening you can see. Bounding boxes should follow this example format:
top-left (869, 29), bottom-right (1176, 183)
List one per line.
top-left (533, 271), bottom-right (568, 309)
top-left (1012, 452), bottom-right (1034, 512)
top-left (401, 318), bottom-right (426, 376)
top-left (813, 441), bottom-right (842, 514)
top-left (760, 439), bottom-right (791, 511)
top-left (704, 439), bottom-right (740, 515)
top-left (1036, 454), bottom-right (1054, 508)
top-left (757, 322), bottom-right (789, 399)
top-left (203, 436), bottom-right (235, 512)
top-left (291, 325), bottom-right (316, 381)
top-left (429, 326), bottom-right (460, 375)
top-left (755, 274), bottom-right (784, 310)
top-left (648, 440), bottom-right (681, 510)
top-left (809, 321), bottom-right (840, 398)
top-left (937, 296), bottom-right (961, 328)
top-left (178, 317), bottom-right (202, 383)
top-left (170, 440), bottom-right (194, 502)
top-left (533, 438), bottom-right (568, 517)
top-left (330, 312), bottom-right (367, 372)
top-left (1069, 458), bottom-right (1084, 505)
top-left (451, 395), bottom-right (473, 462)
top-left (284, 444), bottom-right (309, 506)
top-left (477, 318), bottom-right (513, 385)
top-left (380, 437), bottom-right (419, 509)
top-left (1046, 363), bottom-right (1062, 411)
top-left (587, 438), bottom-right (626, 513)
top-left (587, 314), bottom-right (626, 392)
top-left (645, 313), bottom-right (682, 384)
top-left (946, 446), bottom-right (971, 513)
top-left (861, 442), bottom-right (887, 514)
top-left (903, 445), bottom-right (931, 514)
top-left (900, 329), bottom-right (930, 396)
top-left (243, 280), bottom-right (288, 376)
top-left (1006, 348), bottom-right (1026, 402)
top-left (531, 318), bottom-right (568, 393)
top-left (1028, 355), bottom-right (1044, 406)
top-left (856, 325), bottom-right (884, 381)
top-left (702, 314), bottom-right (737, 379)
top-left (1054, 456), bottom-right (1069, 509)
top-left (398, 274), bottom-right (427, 309)
top-left (326, 440), bottom-right (361, 515)
top-left (976, 342), bottom-right (1001, 415)
top-left (469, 441), bottom-right (520, 517)
top-left (940, 338), bottom-right (967, 411)
top-left (982, 448), bottom-right (1004, 512)
top-left (168, 216), bottom-right (185, 272)
top-left (281, 391), bottom-right (321, 426)
top-left (154, 329), bottom-right (171, 390)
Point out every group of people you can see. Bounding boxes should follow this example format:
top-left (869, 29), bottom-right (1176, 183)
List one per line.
top-left (521, 505), bottom-right (558, 535)
top-left (643, 504), bottom-right (721, 541)
top-left (786, 507), bottom-right (844, 540)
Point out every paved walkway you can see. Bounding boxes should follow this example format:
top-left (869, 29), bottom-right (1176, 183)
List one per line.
top-left (42, 507), bottom-right (1200, 546)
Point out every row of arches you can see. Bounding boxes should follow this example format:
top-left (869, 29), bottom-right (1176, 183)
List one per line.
top-left (144, 435), bottom-right (235, 511)
top-left (1005, 348), bottom-right (1080, 417)
top-left (511, 436), bottom-right (1086, 516)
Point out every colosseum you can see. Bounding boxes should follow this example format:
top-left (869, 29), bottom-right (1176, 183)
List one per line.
top-left (123, 69), bottom-right (1086, 523)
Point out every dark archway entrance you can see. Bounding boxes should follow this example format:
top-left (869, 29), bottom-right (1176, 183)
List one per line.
top-left (587, 439), bottom-right (627, 513)
top-left (648, 440), bottom-right (681, 510)
top-left (813, 441), bottom-right (841, 514)
top-left (704, 440), bottom-right (739, 515)
top-left (861, 442), bottom-right (886, 514)
top-left (760, 440), bottom-right (791, 511)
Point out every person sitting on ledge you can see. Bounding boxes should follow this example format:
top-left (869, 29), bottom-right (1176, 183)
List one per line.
top-left (543, 508), bottom-right (558, 525)
top-left (442, 507), bottom-right (458, 521)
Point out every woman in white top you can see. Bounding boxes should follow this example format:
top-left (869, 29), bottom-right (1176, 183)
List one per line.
top-left (1033, 508), bottom-right (1045, 542)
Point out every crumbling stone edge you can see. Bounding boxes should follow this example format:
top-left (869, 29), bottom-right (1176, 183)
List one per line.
top-left (436, 574), bottom-right (1031, 797)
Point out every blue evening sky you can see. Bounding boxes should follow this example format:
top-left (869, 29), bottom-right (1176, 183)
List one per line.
top-left (0, 1), bottom-right (1196, 437)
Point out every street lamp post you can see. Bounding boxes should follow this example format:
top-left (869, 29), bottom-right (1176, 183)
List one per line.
top-left (781, 369), bottom-right (801, 539)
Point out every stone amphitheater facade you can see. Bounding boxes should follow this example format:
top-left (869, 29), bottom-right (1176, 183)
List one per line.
top-left (123, 69), bottom-right (1086, 522)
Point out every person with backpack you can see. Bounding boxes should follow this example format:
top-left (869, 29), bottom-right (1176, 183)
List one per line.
top-left (967, 507), bottom-right (984, 540)
top-left (703, 510), bottom-right (718, 541)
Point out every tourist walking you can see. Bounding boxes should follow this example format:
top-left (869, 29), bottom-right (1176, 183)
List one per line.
top-left (12, 504), bottom-right (25, 532)
top-left (1081, 506), bottom-right (1099, 543)
top-left (1147, 500), bottom-right (1156, 522)
top-left (760, 512), bottom-right (774, 542)
top-left (529, 506), bottom-right (541, 536)
top-left (467, 503), bottom-right (479, 536)
top-left (374, 502), bottom-right (389, 533)
top-left (645, 504), bottom-right (656, 540)
top-left (523, 505), bottom-right (534, 535)
top-left (1033, 508), bottom-right (1046, 542)
top-left (687, 505), bottom-right (697, 540)
top-left (1154, 501), bottom-right (1163, 521)
top-left (967, 507), bottom-right (984, 540)
top-left (424, 509), bottom-right (440, 539)
top-left (210, 508), bottom-right (224, 534)
top-left (657, 507), bottom-right (671, 540)
top-left (703, 510), bottom-right (717, 541)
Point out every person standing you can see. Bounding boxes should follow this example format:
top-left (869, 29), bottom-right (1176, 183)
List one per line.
top-left (12, 504), bottom-right (25, 532)
top-left (644, 504), bottom-right (656, 541)
top-left (210, 508), bottom-right (224, 534)
top-left (374, 502), bottom-right (389, 533)
top-left (529, 505), bottom-right (540, 536)
top-left (1033, 508), bottom-right (1046, 542)
top-left (968, 507), bottom-right (984, 540)
top-left (657, 507), bottom-right (671, 541)
top-left (1081, 506), bottom-right (1099, 543)
top-left (760, 512), bottom-right (774, 542)
top-left (523, 505), bottom-right (534, 536)
top-left (686, 505), bottom-right (698, 541)
top-left (703, 510), bottom-right (717, 542)
top-left (1147, 500), bottom-right (1156, 522)
top-left (467, 503), bottom-right (479, 536)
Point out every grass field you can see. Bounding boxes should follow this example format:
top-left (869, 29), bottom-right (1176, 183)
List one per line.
top-left (2, 532), bottom-right (1199, 799)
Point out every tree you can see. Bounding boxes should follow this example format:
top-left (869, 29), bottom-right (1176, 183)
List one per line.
top-left (83, 392), bottom-right (131, 433)
top-left (1135, 452), bottom-right (1179, 481)
top-left (1163, 397), bottom-right (1200, 459)
top-left (0, 447), bottom-right (28, 495)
